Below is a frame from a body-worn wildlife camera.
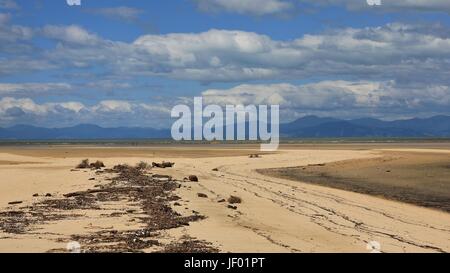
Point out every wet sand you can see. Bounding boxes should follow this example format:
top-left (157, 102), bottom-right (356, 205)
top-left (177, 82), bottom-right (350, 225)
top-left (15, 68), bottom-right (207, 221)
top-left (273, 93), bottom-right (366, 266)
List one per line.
top-left (259, 151), bottom-right (450, 212)
top-left (0, 144), bottom-right (449, 253)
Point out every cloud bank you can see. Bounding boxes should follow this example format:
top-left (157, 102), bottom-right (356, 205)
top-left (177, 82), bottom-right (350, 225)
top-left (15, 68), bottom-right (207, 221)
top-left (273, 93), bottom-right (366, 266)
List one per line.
top-left (193, 0), bottom-right (294, 16)
top-left (5, 22), bottom-right (445, 86)
top-left (0, 97), bottom-right (171, 128)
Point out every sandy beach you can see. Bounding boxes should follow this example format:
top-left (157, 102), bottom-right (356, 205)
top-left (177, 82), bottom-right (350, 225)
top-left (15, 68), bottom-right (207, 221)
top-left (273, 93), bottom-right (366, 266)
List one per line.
top-left (0, 144), bottom-right (449, 253)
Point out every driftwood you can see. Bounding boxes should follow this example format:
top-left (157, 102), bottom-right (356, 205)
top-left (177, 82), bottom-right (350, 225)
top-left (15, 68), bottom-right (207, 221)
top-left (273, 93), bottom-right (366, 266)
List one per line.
top-left (63, 185), bottom-right (165, 198)
top-left (63, 188), bottom-right (135, 198)
top-left (152, 174), bottom-right (172, 179)
top-left (152, 162), bottom-right (175, 168)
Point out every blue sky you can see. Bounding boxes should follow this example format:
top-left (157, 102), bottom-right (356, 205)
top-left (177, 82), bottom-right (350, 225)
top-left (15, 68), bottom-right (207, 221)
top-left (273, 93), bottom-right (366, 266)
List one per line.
top-left (1, 0), bottom-right (450, 127)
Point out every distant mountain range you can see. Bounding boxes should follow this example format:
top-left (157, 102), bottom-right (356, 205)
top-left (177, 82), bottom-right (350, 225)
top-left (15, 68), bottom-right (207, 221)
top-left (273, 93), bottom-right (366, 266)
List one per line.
top-left (1, 115), bottom-right (450, 140)
top-left (280, 115), bottom-right (450, 138)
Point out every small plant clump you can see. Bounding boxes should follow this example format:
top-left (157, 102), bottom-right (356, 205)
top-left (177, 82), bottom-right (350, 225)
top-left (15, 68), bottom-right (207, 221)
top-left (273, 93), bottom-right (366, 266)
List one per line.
top-left (77, 159), bottom-right (90, 169)
top-left (136, 161), bottom-right (150, 170)
top-left (90, 161), bottom-right (105, 170)
top-left (76, 159), bottom-right (105, 170)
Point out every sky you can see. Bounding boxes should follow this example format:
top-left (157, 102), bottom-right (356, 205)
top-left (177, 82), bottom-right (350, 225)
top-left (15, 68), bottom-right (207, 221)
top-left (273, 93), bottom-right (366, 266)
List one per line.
top-left (1, 0), bottom-right (450, 128)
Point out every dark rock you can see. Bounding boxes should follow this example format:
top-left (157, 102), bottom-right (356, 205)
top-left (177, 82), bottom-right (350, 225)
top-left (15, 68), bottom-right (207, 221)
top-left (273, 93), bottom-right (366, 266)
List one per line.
top-left (197, 193), bottom-right (208, 198)
top-left (189, 175), bottom-right (199, 182)
top-left (227, 196), bottom-right (242, 204)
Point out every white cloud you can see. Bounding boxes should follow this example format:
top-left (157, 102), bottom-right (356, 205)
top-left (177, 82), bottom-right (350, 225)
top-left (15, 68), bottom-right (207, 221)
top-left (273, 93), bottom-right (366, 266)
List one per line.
top-left (4, 21), bottom-right (450, 85)
top-left (56, 101), bottom-right (85, 112)
top-left (201, 81), bottom-right (377, 108)
top-left (1, 79), bottom-right (450, 127)
top-left (194, 0), bottom-right (294, 16)
top-left (42, 25), bottom-right (101, 46)
top-left (87, 6), bottom-right (143, 21)
top-left (0, 58), bottom-right (55, 76)
top-left (200, 80), bottom-right (450, 120)
top-left (2, 20), bottom-right (450, 123)
top-left (0, 13), bottom-right (33, 42)
top-left (0, 83), bottom-right (72, 96)
top-left (93, 100), bottom-right (133, 113)
top-left (0, 97), bottom-right (50, 116)
top-left (0, 97), bottom-right (172, 127)
top-left (127, 24), bottom-right (450, 83)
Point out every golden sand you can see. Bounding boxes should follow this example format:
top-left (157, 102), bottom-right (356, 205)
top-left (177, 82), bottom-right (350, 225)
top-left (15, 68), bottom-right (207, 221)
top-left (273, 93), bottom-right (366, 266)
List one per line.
top-left (0, 145), bottom-right (449, 253)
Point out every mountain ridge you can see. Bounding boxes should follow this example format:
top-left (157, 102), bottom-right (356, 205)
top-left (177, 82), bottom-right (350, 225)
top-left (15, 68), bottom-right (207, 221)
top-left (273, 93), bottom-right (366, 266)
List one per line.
top-left (1, 115), bottom-right (450, 140)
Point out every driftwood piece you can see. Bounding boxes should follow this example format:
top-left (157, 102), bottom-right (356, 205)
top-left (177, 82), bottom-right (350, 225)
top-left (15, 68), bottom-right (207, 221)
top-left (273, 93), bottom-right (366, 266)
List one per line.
top-left (152, 162), bottom-right (175, 168)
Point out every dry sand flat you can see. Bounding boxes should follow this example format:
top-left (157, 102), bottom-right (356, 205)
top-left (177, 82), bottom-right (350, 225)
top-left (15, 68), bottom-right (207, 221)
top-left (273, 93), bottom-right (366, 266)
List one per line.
top-left (165, 149), bottom-right (450, 253)
top-left (0, 146), bottom-right (449, 253)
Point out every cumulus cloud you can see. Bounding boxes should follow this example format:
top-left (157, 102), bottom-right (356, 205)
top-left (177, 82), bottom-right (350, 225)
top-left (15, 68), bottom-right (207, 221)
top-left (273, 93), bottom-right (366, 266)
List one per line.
top-left (2, 19), bottom-right (450, 122)
top-left (93, 100), bottom-right (133, 113)
top-left (200, 81), bottom-right (450, 120)
top-left (41, 25), bottom-right (101, 46)
top-left (0, 14), bottom-right (39, 72)
top-left (193, 0), bottom-right (294, 16)
top-left (0, 13), bottom-right (33, 43)
top-left (3, 19), bottom-right (450, 84)
top-left (0, 97), bottom-right (172, 128)
top-left (31, 23), bottom-right (448, 84)
top-left (2, 79), bottom-right (450, 127)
